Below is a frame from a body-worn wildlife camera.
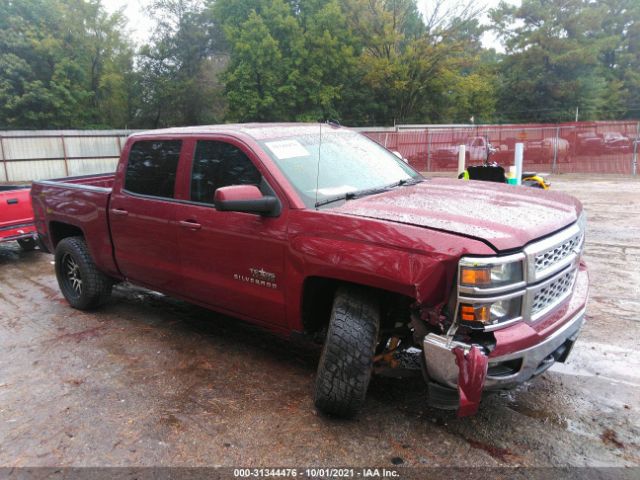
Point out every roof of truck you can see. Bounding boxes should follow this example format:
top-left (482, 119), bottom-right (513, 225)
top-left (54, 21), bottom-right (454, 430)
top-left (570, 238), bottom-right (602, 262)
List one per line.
top-left (131, 123), bottom-right (348, 141)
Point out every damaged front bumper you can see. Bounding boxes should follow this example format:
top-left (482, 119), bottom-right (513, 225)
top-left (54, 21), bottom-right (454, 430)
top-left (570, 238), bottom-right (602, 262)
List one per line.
top-left (422, 265), bottom-right (588, 416)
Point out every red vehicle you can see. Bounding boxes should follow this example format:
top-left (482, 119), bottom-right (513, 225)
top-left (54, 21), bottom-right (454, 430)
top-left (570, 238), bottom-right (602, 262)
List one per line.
top-left (31, 124), bottom-right (589, 417)
top-left (0, 185), bottom-right (38, 250)
top-left (602, 132), bottom-right (632, 153)
top-left (575, 131), bottom-right (604, 155)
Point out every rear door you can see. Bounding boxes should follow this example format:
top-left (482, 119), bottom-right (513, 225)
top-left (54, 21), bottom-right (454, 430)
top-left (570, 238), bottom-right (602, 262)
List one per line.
top-left (174, 137), bottom-right (288, 328)
top-left (109, 139), bottom-right (184, 292)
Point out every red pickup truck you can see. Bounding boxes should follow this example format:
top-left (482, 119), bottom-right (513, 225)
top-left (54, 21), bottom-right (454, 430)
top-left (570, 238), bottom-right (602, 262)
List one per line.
top-left (32, 124), bottom-right (589, 417)
top-left (1, 185), bottom-right (37, 250)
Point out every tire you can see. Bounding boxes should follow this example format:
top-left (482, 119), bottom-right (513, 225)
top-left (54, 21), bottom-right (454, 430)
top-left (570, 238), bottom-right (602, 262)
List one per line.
top-left (54, 236), bottom-right (112, 310)
top-left (314, 286), bottom-right (380, 417)
top-left (17, 238), bottom-right (36, 251)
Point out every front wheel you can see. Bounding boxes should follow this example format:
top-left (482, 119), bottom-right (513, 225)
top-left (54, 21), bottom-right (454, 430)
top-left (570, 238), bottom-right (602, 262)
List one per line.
top-left (54, 236), bottom-right (112, 310)
top-left (314, 286), bottom-right (380, 417)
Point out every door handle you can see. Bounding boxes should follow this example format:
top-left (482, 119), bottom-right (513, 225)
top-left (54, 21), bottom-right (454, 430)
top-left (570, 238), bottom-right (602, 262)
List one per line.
top-left (179, 220), bottom-right (201, 230)
top-left (111, 208), bottom-right (129, 216)
top-left (7, 198), bottom-right (18, 205)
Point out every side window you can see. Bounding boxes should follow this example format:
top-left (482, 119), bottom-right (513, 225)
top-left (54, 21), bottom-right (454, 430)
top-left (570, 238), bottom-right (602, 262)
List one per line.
top-left (191, 140), bottom-right (262, 204)
top-left (124, 140), bottom-right (182, 198)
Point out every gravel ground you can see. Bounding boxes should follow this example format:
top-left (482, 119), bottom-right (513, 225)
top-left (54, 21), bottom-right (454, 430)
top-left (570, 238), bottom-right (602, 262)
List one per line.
top-left (0, 175), bottom-right (638, 471)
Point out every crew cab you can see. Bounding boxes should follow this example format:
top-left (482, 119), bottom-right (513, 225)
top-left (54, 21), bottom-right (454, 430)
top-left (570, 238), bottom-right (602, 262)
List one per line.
top-left (31, 124), bottom-right (589, 417)
top-left (1, 185), bottom-right (37, 250)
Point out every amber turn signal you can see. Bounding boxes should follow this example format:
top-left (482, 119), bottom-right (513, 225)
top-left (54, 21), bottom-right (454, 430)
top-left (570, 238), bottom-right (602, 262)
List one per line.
top-left (460, 267), bottom-right (491, 286)
top-left (460, 304), bottom-right (490, 323)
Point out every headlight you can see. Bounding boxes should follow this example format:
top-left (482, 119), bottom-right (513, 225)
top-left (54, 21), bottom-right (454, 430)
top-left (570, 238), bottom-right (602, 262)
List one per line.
top-left (459, 297), bottom-right (523, 327)
top-left (459, 258), bottom-right (523, 288)
top-left (458, 254), bottom-right (526, 329)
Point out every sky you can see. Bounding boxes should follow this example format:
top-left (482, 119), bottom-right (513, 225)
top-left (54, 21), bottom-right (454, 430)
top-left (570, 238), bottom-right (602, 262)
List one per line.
top-left (101, 0), bottom-right (514, 51)
top-left (103, 0), bottom-right (154, 45)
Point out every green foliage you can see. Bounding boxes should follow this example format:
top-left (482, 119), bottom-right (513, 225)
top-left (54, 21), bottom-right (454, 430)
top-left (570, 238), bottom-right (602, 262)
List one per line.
top-left (134, 0), bottom-right (226, 127)
top-left (491, 0), bottom-right (640, 122)
top-left (214, 0), bottom-right (496, 125)
top-left (1, 0), bottom-right (638, 129)
top-left (213, 0), bottom-right (361, 122)
top-left (0, 0), bottom-right (134, 129)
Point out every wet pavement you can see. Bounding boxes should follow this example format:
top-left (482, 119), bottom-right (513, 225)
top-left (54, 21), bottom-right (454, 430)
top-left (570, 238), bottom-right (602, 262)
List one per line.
top-left (0, 175), bottom-right (638, 468)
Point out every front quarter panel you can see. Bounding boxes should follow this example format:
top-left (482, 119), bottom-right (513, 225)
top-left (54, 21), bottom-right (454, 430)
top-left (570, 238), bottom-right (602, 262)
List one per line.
top-left (285, 209), bottom-right (495, 332)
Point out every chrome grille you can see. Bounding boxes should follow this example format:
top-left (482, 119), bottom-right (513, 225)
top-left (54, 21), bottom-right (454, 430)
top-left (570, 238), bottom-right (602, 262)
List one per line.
top-left (524, 219), bottom-right (585, 283)
top-left (534, 232), bottom-right (583, 272)
top-left (531, 268), bottom-right (577, 317)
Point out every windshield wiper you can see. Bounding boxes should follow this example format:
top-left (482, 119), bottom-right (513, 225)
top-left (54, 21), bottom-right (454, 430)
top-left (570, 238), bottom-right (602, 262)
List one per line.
top-left (314, 191), bottom-right (358, 208)
top-left (389, 177), bottom-right (423, 188)
top-left (314, 177), bottom-right (422, 208)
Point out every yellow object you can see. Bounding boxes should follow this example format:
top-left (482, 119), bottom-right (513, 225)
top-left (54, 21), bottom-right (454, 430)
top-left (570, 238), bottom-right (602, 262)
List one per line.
top-left (461, 266), bottom-right (491, 286)
top-left (522, 175), bottom-right (549, 189)
top-left (461, 305), bottom-right (475, 321)
top-left (461, 304), bottom-right (490, 323)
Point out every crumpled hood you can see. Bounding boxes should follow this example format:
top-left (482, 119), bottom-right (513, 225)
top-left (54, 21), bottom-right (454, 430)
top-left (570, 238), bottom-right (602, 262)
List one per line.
top-left (334, 178), bottom-right (582, 251)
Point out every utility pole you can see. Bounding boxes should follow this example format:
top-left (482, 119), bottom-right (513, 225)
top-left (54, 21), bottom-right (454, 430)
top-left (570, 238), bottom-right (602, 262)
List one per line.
top-left (575, 107), bottom-right (579, 122)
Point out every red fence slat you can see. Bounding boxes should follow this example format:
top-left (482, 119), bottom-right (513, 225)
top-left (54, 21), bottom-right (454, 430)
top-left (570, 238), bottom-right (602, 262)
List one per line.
top-left (362, 120), bottom-right (639, 175)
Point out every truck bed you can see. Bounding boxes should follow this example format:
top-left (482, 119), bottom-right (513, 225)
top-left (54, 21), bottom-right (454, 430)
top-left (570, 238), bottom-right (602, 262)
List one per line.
top-left (41, 173), bottom-right (116, 189)
top-left (31, 173), bottom-right (120, 277)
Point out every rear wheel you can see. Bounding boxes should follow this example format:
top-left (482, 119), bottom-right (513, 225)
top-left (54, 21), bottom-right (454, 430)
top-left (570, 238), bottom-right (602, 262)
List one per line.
top-left (314, 286), bottom-right (380, 417)
top-left (54, 236), bottom-right (112, 310)
top-left (17, 238), bottom-right (36, 251)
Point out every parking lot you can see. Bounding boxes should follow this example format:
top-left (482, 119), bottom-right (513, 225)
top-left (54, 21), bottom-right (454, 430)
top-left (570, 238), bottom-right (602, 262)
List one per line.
top-left (0, 175), bottom-right (639, 469)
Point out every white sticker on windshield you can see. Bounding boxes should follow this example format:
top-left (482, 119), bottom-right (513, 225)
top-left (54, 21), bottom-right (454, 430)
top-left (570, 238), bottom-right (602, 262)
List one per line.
top-left (265, 140), bottom-right (310, 159)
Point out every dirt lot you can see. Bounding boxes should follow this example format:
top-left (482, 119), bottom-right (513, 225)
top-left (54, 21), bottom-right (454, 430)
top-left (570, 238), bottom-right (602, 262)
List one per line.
top-left (0, 175), bottom-right (639, 471)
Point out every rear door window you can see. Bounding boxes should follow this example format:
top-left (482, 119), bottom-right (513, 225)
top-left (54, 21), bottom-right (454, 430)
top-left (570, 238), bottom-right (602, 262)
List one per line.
top-left (124, 140), bottom-right (182, 198)
top-left (190, 140), bottom-right (261, 205)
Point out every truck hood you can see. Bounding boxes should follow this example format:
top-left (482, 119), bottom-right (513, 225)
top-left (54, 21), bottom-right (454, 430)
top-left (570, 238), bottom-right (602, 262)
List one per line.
top-left (334, 178), bottom-right (582, 251)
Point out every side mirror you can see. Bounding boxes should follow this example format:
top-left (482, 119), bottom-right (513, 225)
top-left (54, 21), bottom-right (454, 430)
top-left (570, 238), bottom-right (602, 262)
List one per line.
top-left (214, 185), bottom-right (278, 215)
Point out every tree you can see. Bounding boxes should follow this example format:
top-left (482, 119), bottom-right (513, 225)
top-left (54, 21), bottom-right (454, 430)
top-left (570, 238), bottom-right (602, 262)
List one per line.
top-left (342, 0), bottom-right (493, 124)
top-left (214, 0), bottom-right (492, 125)
top-left (213, 0), bottom-right (362, 122)
top-left (0, 0), bottom-right (135, 129)
top-left (595, 0), bottom-right (640, 119)
top-left (491, 0), bottom-right (611, 122)
top-left (134, 0), bottom-right (227, 127)
top-left (213, 0), bottom-right (302, 121)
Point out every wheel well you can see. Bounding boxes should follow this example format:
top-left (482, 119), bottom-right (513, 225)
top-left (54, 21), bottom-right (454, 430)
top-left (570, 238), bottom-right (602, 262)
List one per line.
top-left (301, 277), bottom-right (414, 336)
top-left (49, 222), bottom-right (84, 247)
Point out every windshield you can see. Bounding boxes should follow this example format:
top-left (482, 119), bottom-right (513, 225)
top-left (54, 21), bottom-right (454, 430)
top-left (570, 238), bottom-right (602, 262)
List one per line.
top-left (258, 129), bottom-right (421, 208)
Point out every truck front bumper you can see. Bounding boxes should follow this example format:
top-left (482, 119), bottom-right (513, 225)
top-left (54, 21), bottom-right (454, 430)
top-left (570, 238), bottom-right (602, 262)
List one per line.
top-left (424, 305), bottom-right (585, 390)
top-left (422, 264), bottom-right (588, 413)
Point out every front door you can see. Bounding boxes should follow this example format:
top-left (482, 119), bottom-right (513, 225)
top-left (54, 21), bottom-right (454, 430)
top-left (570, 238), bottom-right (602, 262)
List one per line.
top-left (175, 138), bottom-right (288, 328)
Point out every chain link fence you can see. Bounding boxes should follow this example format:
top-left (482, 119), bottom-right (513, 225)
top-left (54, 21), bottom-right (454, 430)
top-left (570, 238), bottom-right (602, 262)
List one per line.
top-left (1, 122), bottom-right (638, 182)
top-left (361, 121), bottom-right (640, 175)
